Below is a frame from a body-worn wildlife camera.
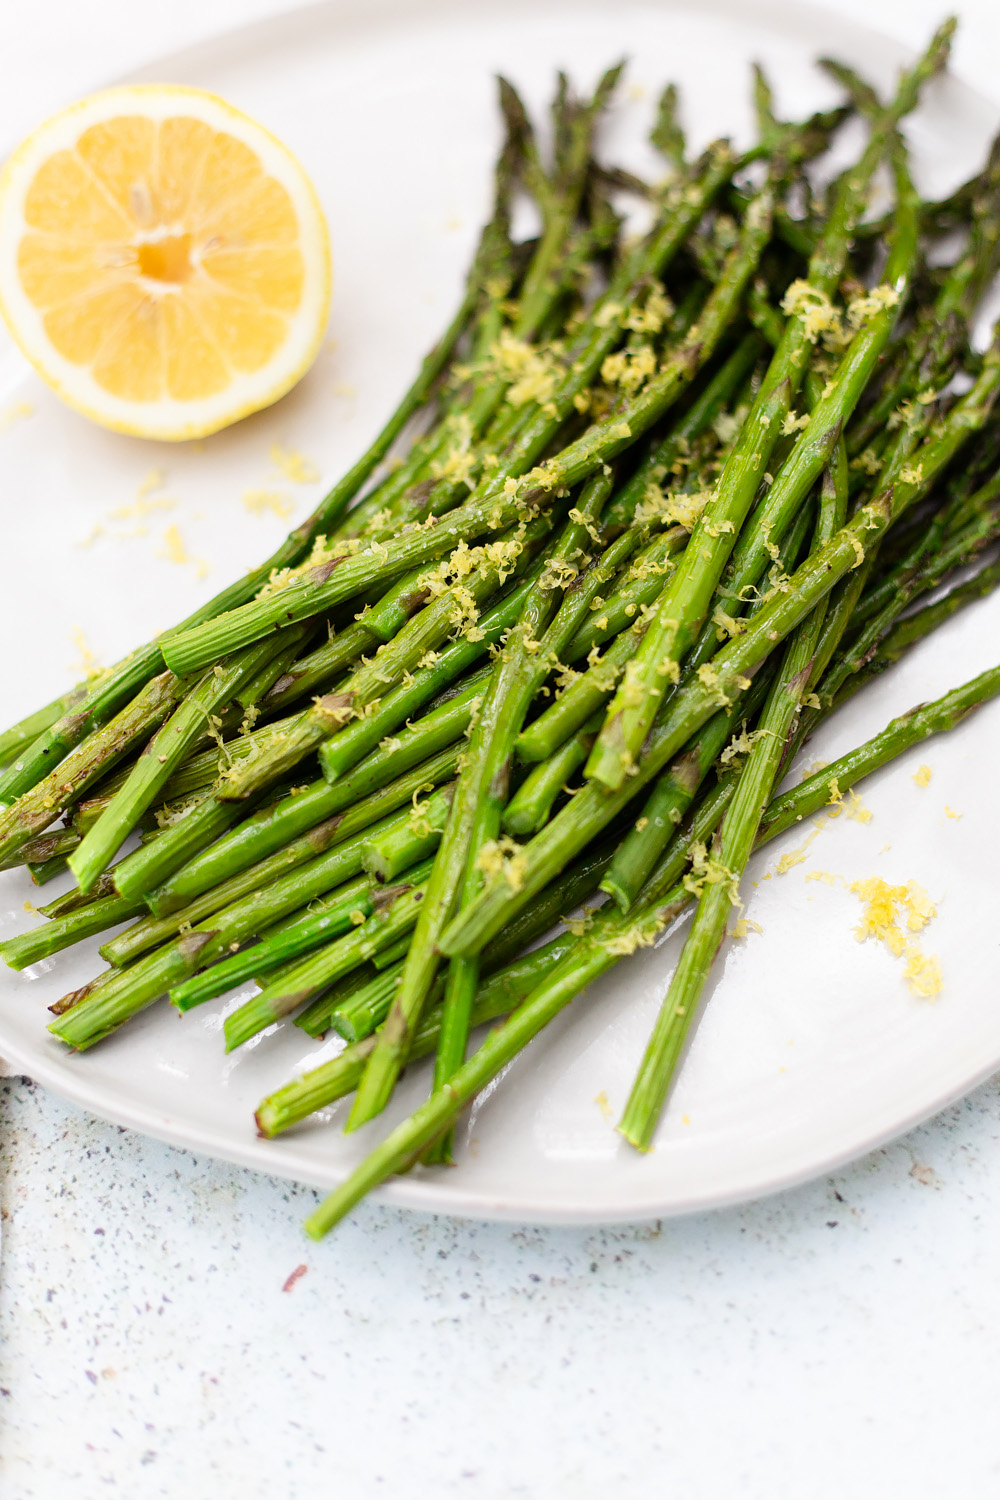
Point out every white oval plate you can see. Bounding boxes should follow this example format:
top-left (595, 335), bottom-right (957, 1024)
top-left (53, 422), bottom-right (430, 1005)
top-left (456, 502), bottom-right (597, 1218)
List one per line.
top-left (1, 0), bottom-right (999, 1225)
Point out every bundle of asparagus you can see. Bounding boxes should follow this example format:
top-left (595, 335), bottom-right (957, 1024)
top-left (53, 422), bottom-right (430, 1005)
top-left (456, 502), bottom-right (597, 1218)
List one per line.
top-left (3, 18), bottom-right (1000, 1238)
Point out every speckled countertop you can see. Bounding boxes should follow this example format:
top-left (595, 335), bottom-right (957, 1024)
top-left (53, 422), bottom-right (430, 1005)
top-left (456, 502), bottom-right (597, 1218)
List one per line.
top-left (4, 2), bottom-right (1000, 1496)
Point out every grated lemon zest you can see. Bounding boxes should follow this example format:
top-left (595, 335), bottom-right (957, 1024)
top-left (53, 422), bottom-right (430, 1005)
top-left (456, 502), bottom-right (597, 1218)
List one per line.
top-left (243, 489), bottom-right (294, 520)
top-left (270, 444), bottom-right (319, 484)
top-left (0, 400), bottom-right (34, 431)
top-left (68, 625), bottom-right (102, 684)
top-left (848, 875), bottom-right (941, 997)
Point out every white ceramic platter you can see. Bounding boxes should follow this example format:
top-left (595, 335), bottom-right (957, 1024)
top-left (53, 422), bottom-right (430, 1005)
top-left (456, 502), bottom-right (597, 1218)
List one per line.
top-left (1, 0), bottom-right (999, 1224)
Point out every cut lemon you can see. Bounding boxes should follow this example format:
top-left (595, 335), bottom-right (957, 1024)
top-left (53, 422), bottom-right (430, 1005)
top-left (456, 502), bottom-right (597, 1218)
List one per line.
top-left (0, 85), bottom-right (331, 440)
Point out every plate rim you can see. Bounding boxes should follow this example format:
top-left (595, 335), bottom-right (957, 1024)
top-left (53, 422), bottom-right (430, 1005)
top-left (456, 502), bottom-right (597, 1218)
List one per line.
top-left (2, 1013), bottom-right (1000, 1224)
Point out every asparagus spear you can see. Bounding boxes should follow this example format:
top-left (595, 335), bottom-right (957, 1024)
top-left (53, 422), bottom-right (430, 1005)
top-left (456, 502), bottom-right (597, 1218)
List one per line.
top-left (328, 833), bottom-right (618, 1042)
top-left (159, 491), bottom-right (542, 678)
top-left (312, 576), bottom-right (548, 787)
top-left (213, 512), bottom-right (556, 800)
top-left (109, 789), bottom-right (271, 903)
top-left (501, 711), bottom-right (602, 836)
top-left (618, 654), bottom-right (1000, 1141)
top-left (619, 426), bottom-right (847, 1147)
top-left (585, 101), bottom-right (928, 790)
top-left (425, 469), bottom-right (619, 1159)
top-left (67, 630), bottom-right (300, 892)
top-left (303, 879), bottom-right (690, 1236)
top-left (171, 858), bottom-right (435, 1017)
top-left (316, 967), bottom-right (403, 1044)
top-left (225, 867), bottom-right (434, 1051)
top-left (144, 687), bottom-right (482, 913)
top-left (351, 70), bottom-right (623, 538)
top-left (305, 652), bottom-right (1000, 1235)
top-left (440, 341), bottom-right (1000, 960)
top-left (256, 935), bottom-right (577, 1137)
top-left (0, 671), bottom-right (190, 866)
top-left (0, 890), bottom-right (147, 971)
top-left (347, 469), bottom-right (618, 1130)
top-left (294, 964), bottom-right (386, 1039)
top-left (361, 784), bottom-right (454, 882)
top-left (579, 331), bottom-right (764, 537)
top-left (0, 826), bottom-right (81, 873)
top-left (514, 622), bottom-right (643, 764)
top-left (99, 792), bottom-right (432, 969)
top-left (45, 840), bottom-right (385, 1049)
top-left (849, 555), bottom-right (1000, 690)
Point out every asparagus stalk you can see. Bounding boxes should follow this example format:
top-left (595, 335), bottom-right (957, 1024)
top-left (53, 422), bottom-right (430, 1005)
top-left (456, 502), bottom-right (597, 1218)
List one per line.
top-left (100, 795), bottom-right (426, 968)
top-left (618, 430), bottom-right (847, 1147)
top-left (361, 784), bottom-right (454, 882)
top-left (598, 331), bottom-right (763, 535)
top-left (67, 630), bottom-right (299, 892)
top-left (305, 647), bottom-right (1000, 1235)
top-left (514, 622), bottom-right (642, 763)
top-left (319, 966), bottom-right (403, 1044)
top-left (426, 469), bottom-right (619, 1159)
top-left (294, 964), bottom-right (384, 1039)
top-left (440, 340), bottom-right (1000, 960)
top-left (501, 711), bottom-right (602, 836)
top-left (215, 512), bottom-right (556, 801)
top-left (586, 114), bottom-right (925, 790)
top-left (256, 934), bottom-right (576, 1136)
top-left (0, 890), bottom-right (147, 971)
top-left (0, 826), bottom-right (81, 873)
top-left (170, 857), bottom-right (435, 1014)
top-left (254, 621), bottom-right (380, 715)
top-left (46, 849), bottom-right (380, 1049)
top-left (109, 788), bottom-right (269, 903)
top-left (39, 874), bottom-right (117, 919)
top-left (598, 694), bottom-right (757, 914)
top-left (303, 880), bottom-right (691, 1236)
top-left (850, 555), bottom-right (1000, 689)
top-left (370, 937), bottom-right (411, 971)
top-left (326, 833), bottom-right (620, 1046)
top-left (26, 853), bottom-right (74, 886)
top-left (159, 491), bottom-right (542, 678)
top-left (234, 623), bottom-right (317, 711)
top-left (601, 450), bottom-right (836, 910)
top-left (312, 576), bottom-right (546, 788)
top-left (225, 869), bottom-right (433, 1051)
top-left (346, 470), bottom-right (618, 1129)
top-left (143, 677), bottom-right (487, 913)
top-left (0, 671), bottom-right (190, 866)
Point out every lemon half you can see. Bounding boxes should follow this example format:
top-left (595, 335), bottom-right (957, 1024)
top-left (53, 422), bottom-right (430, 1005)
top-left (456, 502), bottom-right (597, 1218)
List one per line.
top-left (0, 85), bottom-right (331, 440)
